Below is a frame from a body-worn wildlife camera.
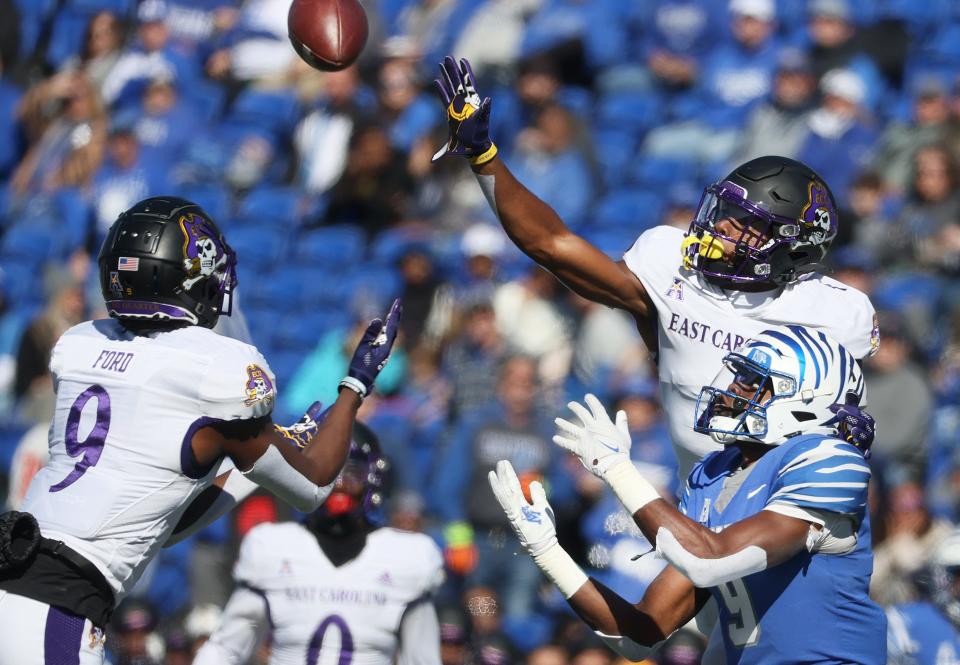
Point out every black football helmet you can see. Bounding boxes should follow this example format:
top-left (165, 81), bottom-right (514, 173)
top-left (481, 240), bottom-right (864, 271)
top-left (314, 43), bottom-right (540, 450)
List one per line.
top-left (683, 156), bottom-right (838, 285)
top-left (317, 421), bottom-right (390, 525)
top-left (98, 197), bottom-right (237, 328)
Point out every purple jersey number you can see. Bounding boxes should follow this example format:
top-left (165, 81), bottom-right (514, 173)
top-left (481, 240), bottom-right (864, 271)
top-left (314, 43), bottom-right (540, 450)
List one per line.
top-left (306, 614), bottom-right (353, 665)
top-left (50, 384), bottom-right (111, 492)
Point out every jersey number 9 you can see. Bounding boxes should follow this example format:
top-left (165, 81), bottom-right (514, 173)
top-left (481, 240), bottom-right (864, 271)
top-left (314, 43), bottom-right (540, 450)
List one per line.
top-left (49, 385), bottom-right (111, 492)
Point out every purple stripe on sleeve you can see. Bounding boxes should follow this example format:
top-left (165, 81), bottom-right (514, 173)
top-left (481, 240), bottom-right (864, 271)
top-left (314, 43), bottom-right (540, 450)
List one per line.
top-left (44, 606), bottom-right (85, 665)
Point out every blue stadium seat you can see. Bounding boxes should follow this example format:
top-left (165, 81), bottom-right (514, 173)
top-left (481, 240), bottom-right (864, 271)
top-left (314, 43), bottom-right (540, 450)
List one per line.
top-left (45, 10), bottom-right (89, 69)
top-left (227, 227), bottom-right (288, 269)
top-left (370, 227), bottom-right (431, 265)
top-left (180, 184), bottom-right (232, 224)
top-left (1, 223), bottom-right (56, 264)
top-left (347, 267), bottom-right (403, 303)
top-left (592, 187), bottom-right (663, 230)
top-left (581, 226), bottom-right (639, 258)
top-left (244, 267), bottom-right (304, 311)
top-left (236, 186), bottom-right (303, 228)
top-left (593, 129), bottom-right (637, 190)
top-left (595, 91), bottom-right (663, 137)
top-left (295, 225), bottom-right (366, 268)
top-left (0, 258), bottom-right (45, 308)
top-left (630, 155), bottom-right (698, 188)
top-left (263, 349), bottom-right (306, 385)
top-left (227, 88), bottom-right (301, 140)
top-left (15, 0), bottom-right (57, 60)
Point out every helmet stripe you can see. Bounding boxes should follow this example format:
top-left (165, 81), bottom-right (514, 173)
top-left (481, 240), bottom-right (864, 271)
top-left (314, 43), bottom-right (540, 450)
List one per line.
top-left (787, 327), bottom-right (820, 389)
top-left (793, 326), bottom-right (830, 389)
top-left (834, 346), bottom-right (848, 403)
top-left (763, 330), bottom-right (806, 385)
top-left (817, 330), bottom-right (835, 363)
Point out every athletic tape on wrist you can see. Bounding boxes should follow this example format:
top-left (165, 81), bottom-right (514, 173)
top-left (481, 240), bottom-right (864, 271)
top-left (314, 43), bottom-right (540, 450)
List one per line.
top-left (532, 542), bottom-right (589, 599)
top-left (338, 376), bottom-right (367, 399)
top-left (467, 142), bottom-right (498, 166)
top-left (604, 460), bottom-right (661, 515)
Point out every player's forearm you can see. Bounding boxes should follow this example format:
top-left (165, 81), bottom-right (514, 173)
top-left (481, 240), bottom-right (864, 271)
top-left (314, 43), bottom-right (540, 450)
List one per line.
top-left (567, 577), bottom-right (666, 646)
top-left (472, 158), bottom-right (572, 265)
top-left (301, 388), bottom-right (361, 485)
top-left (635, 499), bottom-right (721, 559)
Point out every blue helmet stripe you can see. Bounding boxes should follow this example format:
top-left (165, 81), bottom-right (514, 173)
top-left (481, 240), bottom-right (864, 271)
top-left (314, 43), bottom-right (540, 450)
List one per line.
top-left (764, 330), bottom-right (806, 384)
top-left (787, 326), bottom-right (820, 389)
top-left (817, 330), bottom-right (835, 363)
top-left (799, 327), bottom-right (830, 377)
top-left (835, 346), bottom-right (848, 403)
top-left (747, 341), bottom-right (784, 357)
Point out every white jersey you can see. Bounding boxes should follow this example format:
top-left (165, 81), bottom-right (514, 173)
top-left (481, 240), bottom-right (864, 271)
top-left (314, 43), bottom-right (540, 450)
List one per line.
top-left (623, 226), bottom-right (878, 476)
top-left (21, 319), bottom-right (276, 602)
top-left (196, 523), bottom-right (444, 665)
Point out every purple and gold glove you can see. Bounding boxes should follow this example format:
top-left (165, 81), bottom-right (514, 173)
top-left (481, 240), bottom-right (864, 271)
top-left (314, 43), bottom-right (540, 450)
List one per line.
top-left (274, 401), bottom-right (327, 449)
top-left (826, 391), bottom-right (876, 457)
top-left (339, 298), bottom-right (402, 399)
top-left (432, 56), bottom-right (497, 165)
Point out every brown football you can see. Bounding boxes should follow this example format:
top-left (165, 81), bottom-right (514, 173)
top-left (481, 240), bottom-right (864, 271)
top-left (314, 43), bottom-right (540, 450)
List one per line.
top-left (288, 0), bottom-right (368, 72)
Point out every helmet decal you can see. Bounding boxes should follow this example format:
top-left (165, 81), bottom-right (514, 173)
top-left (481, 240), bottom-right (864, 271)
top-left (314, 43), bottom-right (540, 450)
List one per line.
top-left (243, 364), bottom-right (275, 408)
top-left (179, 214), bottom-right (229, 291)
top-left (799, 180), bottom-right (836, 246)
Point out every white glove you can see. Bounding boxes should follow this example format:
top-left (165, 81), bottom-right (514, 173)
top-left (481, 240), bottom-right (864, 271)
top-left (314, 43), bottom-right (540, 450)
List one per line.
top-left (553, 393), bottom-right (632, 479)
top-left (488, 460), bottom-right (557, 557)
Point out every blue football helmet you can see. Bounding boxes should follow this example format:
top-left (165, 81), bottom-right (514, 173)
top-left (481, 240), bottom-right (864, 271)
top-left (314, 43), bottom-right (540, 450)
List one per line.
top-left (694, 325), bottom-right (864, 446)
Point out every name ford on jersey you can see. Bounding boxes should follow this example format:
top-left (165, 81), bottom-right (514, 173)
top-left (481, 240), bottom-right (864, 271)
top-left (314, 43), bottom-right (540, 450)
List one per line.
top-left (667, 313), bottom-right (747, 352)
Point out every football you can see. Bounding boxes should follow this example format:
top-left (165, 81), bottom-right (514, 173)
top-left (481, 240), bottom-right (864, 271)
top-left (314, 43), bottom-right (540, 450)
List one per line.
top-left (288, 0), bottom-right (369, 72)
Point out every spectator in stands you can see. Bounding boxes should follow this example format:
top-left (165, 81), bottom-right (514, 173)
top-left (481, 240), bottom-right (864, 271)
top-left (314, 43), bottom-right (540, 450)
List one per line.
top-left (452, 0), bottom-right (540, 80)
top-left (439, 604), bottom-right (473, 665)
top-left (11, 72), bottom-right (106, 200)
top-left (442, 297), bottom-right (507, 420)
top-left (796, 67), bottom-right (878, 203)
top-left (872, 77), bottom-right (960, 193)
top-left (806, 0), bottom-right (882, 88)
top-left (91, 122), bottom-right (169, 238)
top-left (493, 266), bottom-right (573, 389)
top-left (322, 123), bottom-right (414, 233)
top-left (294, 66), bottom-right (375, 196)
top-left (14, 267), bottom-right (86, 423)
top-left (378, 55), bottom-right (436, 153)
top-left (846, 171), bottom-right (896, 258)
top-left (489, 55), bottom-right (564, 159)
top-left (109, 600), bottom-right (161, 665)
top-left (398, 242), bottom-right (450, 345)
top-left (511, 103), bottom-right (594, 229)
top-left (896, 144), bottom-right (960, 275)
top-left (643, 0), bottom-right (782, 167)
top-left (129, 76), bottom-right (195, 167)
top-left (734, 47), bottom-right (818, 164)
top-left (872, 481), bottom-right (954, 606)
top-left (433, 356), bottom-right (575, 619)
top-left (641, 0), bottom-right (726, 91)
top-left (101, 1), bottom-right (198, 108)
top-left (59, 11), bottom-right (124, 95)
top-left (527, 644), bottom-right (569, 665)
top-left (864, 312), bottom-right (933, 482)
top-left (0, 57), bottom-right (22, 180)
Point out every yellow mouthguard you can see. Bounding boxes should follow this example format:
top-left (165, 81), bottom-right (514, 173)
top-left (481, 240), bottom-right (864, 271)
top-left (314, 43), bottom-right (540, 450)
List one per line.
top-left (681, 232), bottom-right (725, 268)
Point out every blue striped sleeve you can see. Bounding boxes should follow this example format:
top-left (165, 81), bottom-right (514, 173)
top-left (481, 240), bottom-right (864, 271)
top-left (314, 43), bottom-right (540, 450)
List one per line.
top-left (766, 437), bottom-right (870, 515)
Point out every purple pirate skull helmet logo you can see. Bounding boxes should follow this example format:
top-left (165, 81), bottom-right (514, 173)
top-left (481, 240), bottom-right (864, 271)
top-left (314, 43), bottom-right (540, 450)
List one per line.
top-left (244, 364), bottom-right (275, 407)
top-left (799, 181), bottom-right (837, 246)
top-left (179, 214), bottom-right (229, 290)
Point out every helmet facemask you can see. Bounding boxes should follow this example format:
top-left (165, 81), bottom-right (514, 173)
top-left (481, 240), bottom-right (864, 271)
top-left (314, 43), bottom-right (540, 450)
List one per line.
top-left (695, 348), bottom-right (797, 445)
top-left (684, 181), bottom-right (802, 285)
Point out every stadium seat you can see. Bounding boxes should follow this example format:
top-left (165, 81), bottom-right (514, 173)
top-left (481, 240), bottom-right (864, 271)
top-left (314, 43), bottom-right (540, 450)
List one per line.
top-left (227, 227), bottom-right (288, 269)
top-left (593, 129), bottom-right (638, 190)
top-left (236, 186), bottom-right (303, 228)
top-left (295, 225), bottom-right (366, 268)
top-left (592, 187), bottom-right (663, 230)
top-left (244, 267), bottom-right (304, 311)
top-left (227, 88), bottom-right (301, 141)
top-left (630, 155), bottom-right (699, 188)
top-left (179, 184), bottom-right (232, 224)
top-left (595, 91), bottom-right (663, 137)
top-left (1, 223), bottom-right (56, 264)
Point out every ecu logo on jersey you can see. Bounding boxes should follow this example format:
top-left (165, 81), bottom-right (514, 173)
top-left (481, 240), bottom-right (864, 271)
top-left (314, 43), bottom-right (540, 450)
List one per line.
top-left (243, 364), bottom-right (275, 407)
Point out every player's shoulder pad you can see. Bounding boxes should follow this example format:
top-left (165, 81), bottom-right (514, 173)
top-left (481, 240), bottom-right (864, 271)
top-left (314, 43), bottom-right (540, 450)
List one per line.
top-left (234, 522), bottom-right (308, 584)
top-left (370, 528), bottom-right (445, 593)
top-left (622, 225), bottom-right (685, 285)
top-left (768, 434), bottom-right (870, 514)
top-left (51, 320), bottom-right (132, 375)
top-left (193, 328), bottom-right (277, 420)
top-left (794, 274), bottom-right (878, 359)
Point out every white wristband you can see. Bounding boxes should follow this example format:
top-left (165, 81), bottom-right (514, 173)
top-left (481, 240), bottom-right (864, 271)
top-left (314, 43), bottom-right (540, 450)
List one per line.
top-left (604, 460), bottom-right (661, 515)
top-left (338, 376), bottom-right (367, 398)
top-left (532, 542), bottom-right (589, 599)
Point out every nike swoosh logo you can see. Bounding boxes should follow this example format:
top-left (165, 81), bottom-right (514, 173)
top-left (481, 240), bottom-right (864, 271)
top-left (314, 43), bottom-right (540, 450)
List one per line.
top-left (747, 484), bottom-right (767, 499)
top-left (599, 440), bottom-right (619, 453)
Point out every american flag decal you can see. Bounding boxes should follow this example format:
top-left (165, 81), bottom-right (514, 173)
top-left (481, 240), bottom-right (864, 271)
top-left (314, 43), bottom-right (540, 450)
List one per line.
top-left (118, 257), bottom-right (140, 271)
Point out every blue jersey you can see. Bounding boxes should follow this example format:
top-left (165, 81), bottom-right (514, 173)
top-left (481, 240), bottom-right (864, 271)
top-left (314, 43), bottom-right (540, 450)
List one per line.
top-left (887, 602), bottom-right (960, 665)
top-left (679, 434), bottom-right (886, 664)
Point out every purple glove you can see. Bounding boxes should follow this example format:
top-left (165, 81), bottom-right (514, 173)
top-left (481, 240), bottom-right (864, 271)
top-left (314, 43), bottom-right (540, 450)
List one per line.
top-left (826, 391), bottom-right (876, 457)
top-left (340, 299), bottom-right (402, 398)
top-left (432, 56), bottom-right (495, 163)
top-left (274, 401), bottom-right (328, 449)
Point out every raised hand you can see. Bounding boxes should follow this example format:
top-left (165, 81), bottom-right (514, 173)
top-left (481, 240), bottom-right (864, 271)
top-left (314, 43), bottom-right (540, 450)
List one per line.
top-left (554, 394), bottom-right (632, 479)
top-left (488, 460), bottom-right (558, 557)
top-left (432, 56), bottom-right (496, 165)
top-left (341, 299), bottom-right (402, 398)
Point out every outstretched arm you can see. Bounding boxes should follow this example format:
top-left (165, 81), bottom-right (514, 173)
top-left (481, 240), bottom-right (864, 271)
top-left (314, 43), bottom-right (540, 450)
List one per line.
top-left (487, 461), bottom-right (707, 659)
top-left (553, 396), bottom-right (814, 587)
top-left (432, 57), bottom-right (654, 320)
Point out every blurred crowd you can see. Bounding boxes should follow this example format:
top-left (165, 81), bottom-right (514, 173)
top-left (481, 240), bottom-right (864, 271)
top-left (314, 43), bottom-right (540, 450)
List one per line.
top-left (1, 0), bottom-right (960, 663)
